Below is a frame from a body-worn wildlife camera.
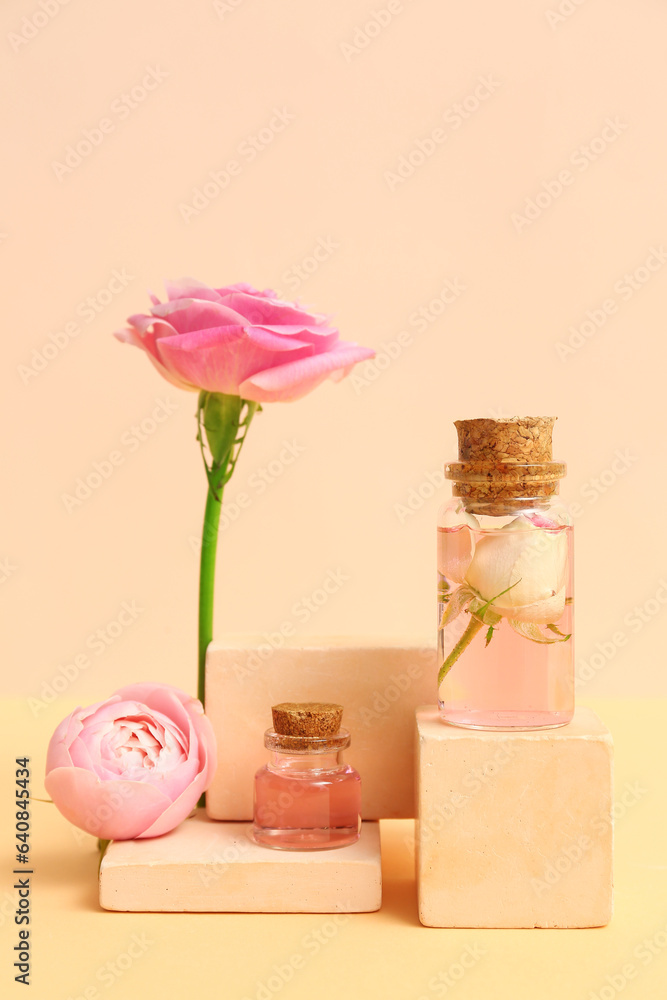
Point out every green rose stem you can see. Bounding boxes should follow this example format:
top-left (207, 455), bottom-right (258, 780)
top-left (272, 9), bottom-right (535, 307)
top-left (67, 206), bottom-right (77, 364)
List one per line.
top-left (196, 391), bottom-right (260, 709)
top-left (195, 391), bottom-right (259, 810)
top-left (438, 616), bottom-right (485, 686)
top-left (198, 483), bottom-right (224, 704)
top-left (437, 580), bottom-right (520, 687)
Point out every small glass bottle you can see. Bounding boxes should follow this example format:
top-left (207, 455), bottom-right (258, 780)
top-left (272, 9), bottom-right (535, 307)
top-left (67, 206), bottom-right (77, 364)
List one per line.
top-left (252, 702), bottom-right (361, 850)
top-left (437, 416), bottom-right (574, 730)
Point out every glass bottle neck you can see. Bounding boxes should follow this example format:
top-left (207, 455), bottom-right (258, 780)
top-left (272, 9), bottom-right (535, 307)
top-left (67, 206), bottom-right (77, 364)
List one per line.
top-left (268, 750), bottom-right (343, 773)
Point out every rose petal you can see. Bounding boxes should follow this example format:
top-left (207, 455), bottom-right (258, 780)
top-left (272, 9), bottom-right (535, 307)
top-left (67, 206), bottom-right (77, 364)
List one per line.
top-left (238, 341), bottom-right (376, 402)
top-left (437, 525), bottom-right (474, 585)
top-left (163, 278), bottom-right (222, 302)
top-left (114, 325), bottom-right (195, 391)
top-left (137, 719), bottom-right (216, 838)
top-left (504, 587), bottom-right (567, 624)
top-left (68, 730), bottom-right (118, 778)
top-left (45, 697), bottom-right (123, 771)
top-left (135, 770), bottom-right (205, 839)
top-left (112, 684), bottom-right (200, 740)
top-left (151, 298), bottom-right (248, 334)
top-left (45, 768), bottom-right (171, 840)
top-left (217, 289), bottom-right (329, 328)
top-left (252, 324), bottom-right (339, 350)
top-left (215, 282), bottom-right (276, 300)
top-left (156, 326), bottom-right (318, 395)
top-left (188, 706), bottom-right (217, 788)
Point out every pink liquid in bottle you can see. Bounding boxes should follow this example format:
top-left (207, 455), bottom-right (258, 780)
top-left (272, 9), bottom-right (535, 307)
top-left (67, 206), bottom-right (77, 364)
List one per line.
top-left (253, 752), bottom-right (361, 850)
top-left (437, 522), bottom-right (574, 729)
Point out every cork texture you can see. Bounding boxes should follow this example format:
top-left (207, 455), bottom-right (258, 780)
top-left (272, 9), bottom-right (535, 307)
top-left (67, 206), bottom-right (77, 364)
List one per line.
top-left (455, 416), bottom-right (556, 463)
top-left (272, 702), bottom-right (343, 737)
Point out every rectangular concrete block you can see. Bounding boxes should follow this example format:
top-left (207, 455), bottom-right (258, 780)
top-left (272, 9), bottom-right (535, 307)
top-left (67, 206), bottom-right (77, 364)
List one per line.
top-left (100, 811), bottom-right (381, 913)
top-left (205, 637), bottom-right (435, 820)
top-left (416, 706), bottom-right (614, 928)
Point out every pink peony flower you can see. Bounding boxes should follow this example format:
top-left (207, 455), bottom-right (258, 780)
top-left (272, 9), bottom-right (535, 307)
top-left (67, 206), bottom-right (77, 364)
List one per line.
top-left (45, 683), bottom-right (216, 840)
top-left (115, 278), bottom-right (375, 402)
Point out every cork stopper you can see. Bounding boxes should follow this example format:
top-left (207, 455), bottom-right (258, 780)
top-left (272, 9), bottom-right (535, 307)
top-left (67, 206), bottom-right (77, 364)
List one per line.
top-left (272, 702), bottom-right (343, 738)
top-left (455, 416), bottom-right (555, 463)
top-left (445, 416), bottom-right (566, 515)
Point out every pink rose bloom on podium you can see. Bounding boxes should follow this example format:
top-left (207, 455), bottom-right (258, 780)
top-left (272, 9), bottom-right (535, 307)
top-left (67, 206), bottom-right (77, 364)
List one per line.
top-left (115, 279), bottom-right (375, 705)
top-left (45, 683), bottom-right (216, 840)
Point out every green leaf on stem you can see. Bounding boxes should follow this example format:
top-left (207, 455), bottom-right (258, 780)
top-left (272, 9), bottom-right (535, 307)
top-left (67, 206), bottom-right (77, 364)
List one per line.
top-left (197, 392), bottom-right (260, 499)
top-left (470, 600), bottom-right (502, 627)
top-left (470, 578), bottom-right (521, 622)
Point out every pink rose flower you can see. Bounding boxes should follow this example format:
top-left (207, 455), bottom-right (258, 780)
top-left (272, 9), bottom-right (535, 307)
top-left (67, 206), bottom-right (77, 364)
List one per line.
top-left (115, 278), bottom-right (375, 402)
top-left (45, 683), bottom-right (216, 840)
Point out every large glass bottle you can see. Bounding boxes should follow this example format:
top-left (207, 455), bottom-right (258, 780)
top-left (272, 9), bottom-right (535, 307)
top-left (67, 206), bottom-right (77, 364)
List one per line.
top-left (437, 417), bottom-right (574, 730)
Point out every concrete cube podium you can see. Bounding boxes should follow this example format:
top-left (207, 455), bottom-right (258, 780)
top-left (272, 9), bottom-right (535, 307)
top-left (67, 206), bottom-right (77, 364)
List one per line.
top-left (100, 812), bottom-right (381, 913)
top-left (415, 706), bottom-right (613, 928)
top-left (205, 638), bottom-right (435, 820)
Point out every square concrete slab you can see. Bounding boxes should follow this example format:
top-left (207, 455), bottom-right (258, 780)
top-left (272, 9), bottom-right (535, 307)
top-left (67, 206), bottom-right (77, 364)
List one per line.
top-left (205, 637), bottom-right (435, 820)
top-left (100, 812), bottom-right (382, 913)
top-left (416, 706), bottom-right (614, 928)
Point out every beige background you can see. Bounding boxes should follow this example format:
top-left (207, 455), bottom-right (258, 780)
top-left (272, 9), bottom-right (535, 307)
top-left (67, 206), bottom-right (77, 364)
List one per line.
top-left (3, 0), bottom-right (667, 714)
top-left (2, 5), bottom-right (667, 1000)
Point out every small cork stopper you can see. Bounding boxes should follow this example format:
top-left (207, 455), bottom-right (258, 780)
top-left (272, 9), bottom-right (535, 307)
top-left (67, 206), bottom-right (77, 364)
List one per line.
top-left (446, 416), bottom-right (565, 514)
top-left (455, 416), bottom-right (555, 463)
top-left (271, 702), bottom-right (343, 739)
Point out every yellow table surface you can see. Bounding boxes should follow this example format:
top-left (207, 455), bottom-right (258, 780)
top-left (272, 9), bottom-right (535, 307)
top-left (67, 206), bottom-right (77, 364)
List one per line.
top-left (2, 697), bottom-right (666, 1000)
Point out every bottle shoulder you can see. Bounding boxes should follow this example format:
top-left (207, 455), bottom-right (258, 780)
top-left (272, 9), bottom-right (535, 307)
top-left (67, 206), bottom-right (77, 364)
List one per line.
top-left (437, 496), bottom-right (574, 528)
